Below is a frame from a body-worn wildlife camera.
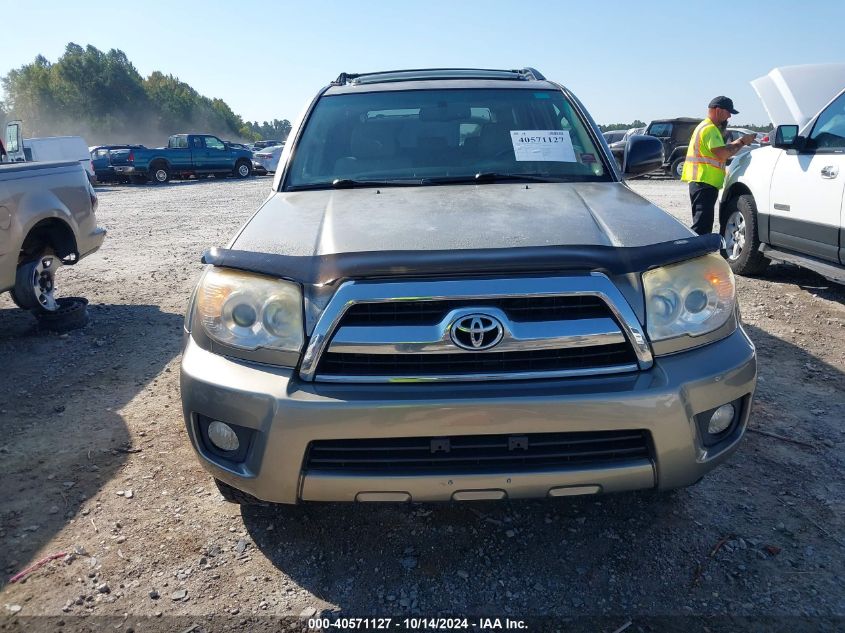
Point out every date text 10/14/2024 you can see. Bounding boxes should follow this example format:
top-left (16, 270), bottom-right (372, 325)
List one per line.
top-left (307, 617), bottom-right (529, 630)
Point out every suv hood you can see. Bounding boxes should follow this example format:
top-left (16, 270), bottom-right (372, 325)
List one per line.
top-left (232, 182), bottom-right (692, 257)
top-left (751, 64), bottom-right (845, 129)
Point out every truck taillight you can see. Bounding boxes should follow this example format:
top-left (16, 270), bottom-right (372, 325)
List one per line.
top-left (128, 151), bottom-right (134, 162)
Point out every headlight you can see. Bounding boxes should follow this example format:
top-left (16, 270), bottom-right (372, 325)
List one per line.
top-left (195, 268), bottom-right (304, 353)
top-left (642, 254), bottom-right (735, 342)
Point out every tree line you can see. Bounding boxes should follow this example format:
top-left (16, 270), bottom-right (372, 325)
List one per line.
top-left (599, 120), bottom-right (648, 132)
top-left (0, 43), bottom-right (291, 146)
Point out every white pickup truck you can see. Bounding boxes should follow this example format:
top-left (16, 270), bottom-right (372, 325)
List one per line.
top-left (0, 160), bottom-right (106, 326)
top-left (721, 64), bottom-right (845, 284)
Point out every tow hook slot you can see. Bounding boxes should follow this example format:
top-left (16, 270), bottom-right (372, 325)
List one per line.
top-left (430, 438), bottom-right (450, 454)
top-left (509, 435), bottom-right (528, 451)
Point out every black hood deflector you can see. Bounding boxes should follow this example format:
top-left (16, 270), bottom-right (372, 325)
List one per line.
top-left (201, 233), bottom-right (722, 285)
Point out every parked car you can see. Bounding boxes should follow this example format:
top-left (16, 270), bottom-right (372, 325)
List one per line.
top-left (252, 139), bottom-right (282, 151)
top-left (252, 144), bottom-right (285, 174)
top-left (608, 127), bottom-right (647, 169)
top-left (601, 130), bottom-right (627, 144)
top-left (110, 134), bottom-right (254, 183)
top-left (643, 117), bottom-right (700, 179)
top-left (90, 144), bottom-right (145, 183)
top-left (181, 66), bottom-right (756, 507)
top-left (0, 160), bottom-right (105, 326)
top-left (224, 141), bottom-right (252, 153)
top-left (726, 127), bottom-right (757, 139)
top-left (757, 131), bottom-right (772, 145)
top-left (3, 121), bottom-right (96, 184)
top-left (723, 129), bottom-right (760, 167)
top-left (721, 64), bottom-right (845, 284)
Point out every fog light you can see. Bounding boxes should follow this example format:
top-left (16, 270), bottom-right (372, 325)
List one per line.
top-left (207, 421), bottom-right (240, 451)
top-left (707, 404), bottom-right (736, 435)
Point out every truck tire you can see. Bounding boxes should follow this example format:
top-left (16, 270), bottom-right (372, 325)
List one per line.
top-left (150, 162), bottom-right (170, 184)
top-left (671, 157), bottom-right (685, 180)
top-left (10, 254), bottom-right (62, 313)
top-left (721, 193), bottom-right (769, 276)
top-left (234, 160), bottom-right (252, 179)
top-left (214, 478), bottom-right (262, 505)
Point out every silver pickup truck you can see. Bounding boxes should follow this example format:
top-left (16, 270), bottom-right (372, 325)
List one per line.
top-left (0, 161), bottom-right (106, 319)
top-left (181, 68), bottom-right (757, 507)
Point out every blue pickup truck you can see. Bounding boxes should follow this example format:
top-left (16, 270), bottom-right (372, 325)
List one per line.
top-left (112, 134), bottom-right (254, 183)
top-left (90, 144), bottom-right (145, 183)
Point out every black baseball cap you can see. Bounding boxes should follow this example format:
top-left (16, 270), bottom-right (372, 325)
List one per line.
top-left (709, 96), bottom-right (739, 114)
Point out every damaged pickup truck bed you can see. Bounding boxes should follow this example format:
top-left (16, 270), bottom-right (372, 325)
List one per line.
top-left (180, 67), bottom-right (757, 506)
top-left (0, 160), bottom-right (105, 316)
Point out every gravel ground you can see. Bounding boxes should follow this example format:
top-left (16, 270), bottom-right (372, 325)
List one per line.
top-left (1, 176), bottom-right (843, 631)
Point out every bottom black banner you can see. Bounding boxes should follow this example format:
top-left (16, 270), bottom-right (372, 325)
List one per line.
top-left (1, 615), bottom-right (843, 633)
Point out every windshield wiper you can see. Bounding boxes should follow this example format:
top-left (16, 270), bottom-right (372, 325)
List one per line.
top-left (331, 178), bottom-right (428, 188)
top-left (473, 172), bottom-right (575, 183)
top-left (286, 178), bottom-right (426, 191)
top-left (420, 173), bottom-right (576, 185)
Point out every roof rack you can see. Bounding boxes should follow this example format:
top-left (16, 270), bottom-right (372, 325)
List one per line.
top-left (331, 67), bottom-right (546, 86)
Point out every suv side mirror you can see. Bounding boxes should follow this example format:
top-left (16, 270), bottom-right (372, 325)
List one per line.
top-left (773, 125), bottom-right (800, 149)
top-left (623, 135), bottom-right (664, 177)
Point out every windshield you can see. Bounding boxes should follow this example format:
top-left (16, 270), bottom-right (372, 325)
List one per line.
top-left (284, 88), bottom-right (610, 189)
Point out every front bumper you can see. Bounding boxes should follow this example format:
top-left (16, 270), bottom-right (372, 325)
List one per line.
top-left (180, 327), bottom-right (756, 504)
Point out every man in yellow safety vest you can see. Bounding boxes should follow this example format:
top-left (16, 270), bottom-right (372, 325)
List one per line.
top-left (681, 96), bottom-right (756, 234)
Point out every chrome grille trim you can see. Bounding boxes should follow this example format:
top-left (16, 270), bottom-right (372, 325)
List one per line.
top-left (299, 274), bottom-right (652, 382)
top-left (328, 308), bottom-right (626, 355)
top-left (312, 364), bottom-right (640, 383)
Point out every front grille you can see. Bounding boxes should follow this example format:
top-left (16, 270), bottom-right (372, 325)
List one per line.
top-left (305, 430), bottom-right (651, 474)
top-left (302, 276), bottom-right (651, 383)
top-left (318, 344), bottom-right (636, 377)
top-left (340, 295), bottom-right (611, 325)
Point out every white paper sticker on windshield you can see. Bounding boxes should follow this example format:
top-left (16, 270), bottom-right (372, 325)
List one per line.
top-left (510, 130), bottom-right (576, 162)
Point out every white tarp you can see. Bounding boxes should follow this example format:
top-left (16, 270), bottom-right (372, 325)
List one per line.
top-left (751, 64), bottom-right (845, 131)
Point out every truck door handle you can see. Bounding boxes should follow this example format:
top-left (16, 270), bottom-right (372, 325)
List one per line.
top-left (820, 165), bottom-right (838, 178)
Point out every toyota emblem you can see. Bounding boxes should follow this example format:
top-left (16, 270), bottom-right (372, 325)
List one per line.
top-left (450, 314), bottom-right (504, 351)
